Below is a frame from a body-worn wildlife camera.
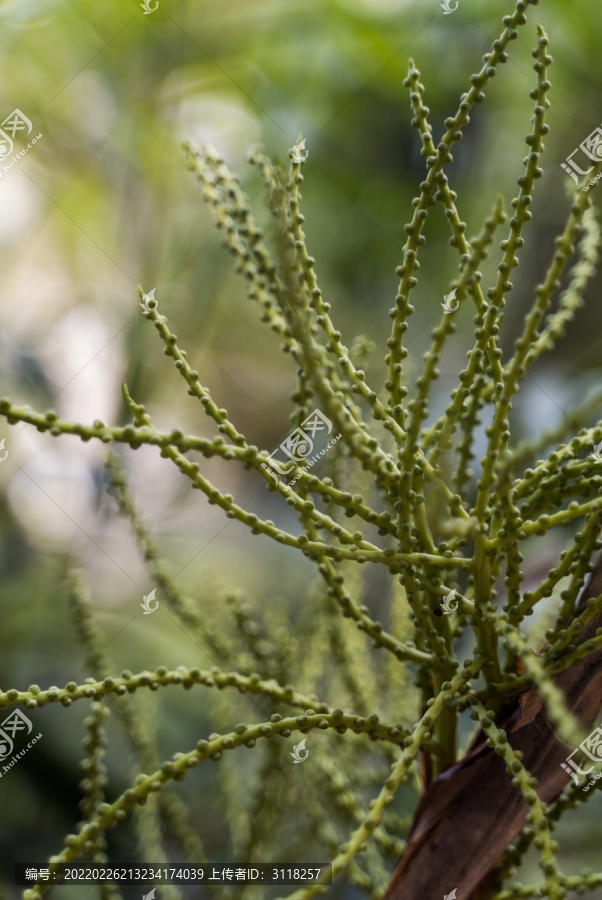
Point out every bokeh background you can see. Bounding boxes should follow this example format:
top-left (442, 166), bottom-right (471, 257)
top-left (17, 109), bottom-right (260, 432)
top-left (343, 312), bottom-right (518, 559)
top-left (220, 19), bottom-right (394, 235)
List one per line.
top-left (1, 0), bottom-right (602, 897)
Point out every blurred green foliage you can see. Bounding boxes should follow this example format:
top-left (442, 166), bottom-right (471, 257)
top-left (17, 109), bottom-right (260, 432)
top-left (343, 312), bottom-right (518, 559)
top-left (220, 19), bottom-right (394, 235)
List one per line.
top-left (1, 0), bottom-right (602, 897)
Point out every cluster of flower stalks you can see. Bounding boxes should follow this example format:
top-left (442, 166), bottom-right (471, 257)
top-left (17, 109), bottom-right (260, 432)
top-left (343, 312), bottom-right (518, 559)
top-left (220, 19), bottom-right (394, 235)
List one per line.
top-left (3, 1), bottom-right (602, 898)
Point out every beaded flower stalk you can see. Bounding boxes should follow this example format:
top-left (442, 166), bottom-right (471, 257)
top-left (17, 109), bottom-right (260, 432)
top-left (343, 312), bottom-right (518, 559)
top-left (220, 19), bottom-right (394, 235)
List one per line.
top-left (2, 1), bottom-right (602, 898)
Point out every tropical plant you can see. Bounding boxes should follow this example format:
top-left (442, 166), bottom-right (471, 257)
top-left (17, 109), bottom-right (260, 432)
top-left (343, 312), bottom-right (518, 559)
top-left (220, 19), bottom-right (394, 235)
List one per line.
top-left (2, 0), bottom-right (602, 898)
